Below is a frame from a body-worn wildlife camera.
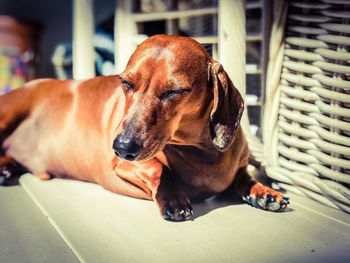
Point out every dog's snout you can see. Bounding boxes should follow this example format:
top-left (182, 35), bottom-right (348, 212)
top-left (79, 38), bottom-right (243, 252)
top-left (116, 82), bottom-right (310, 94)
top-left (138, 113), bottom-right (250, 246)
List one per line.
top-left (113, 135), bottom-right (141, 161)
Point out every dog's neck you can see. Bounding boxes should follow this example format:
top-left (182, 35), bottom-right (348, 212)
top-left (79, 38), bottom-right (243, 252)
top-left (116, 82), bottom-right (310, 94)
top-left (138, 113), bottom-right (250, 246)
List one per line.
top-left (164, 142), bottom-right (223, 163)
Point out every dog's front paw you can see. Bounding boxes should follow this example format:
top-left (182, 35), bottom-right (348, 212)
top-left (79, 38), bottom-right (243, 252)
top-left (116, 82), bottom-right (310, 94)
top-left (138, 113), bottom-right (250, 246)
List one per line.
top-left (243, 183), bottom-right (289, 212)
top-left (0, 166), bottom-right (12, 186)
top-left (156, 190), bottom-right (193, 222)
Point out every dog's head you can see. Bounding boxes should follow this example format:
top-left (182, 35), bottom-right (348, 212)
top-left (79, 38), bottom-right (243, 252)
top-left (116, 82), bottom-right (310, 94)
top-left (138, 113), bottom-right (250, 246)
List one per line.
top-left (113, 35), bottom-right (244, 161)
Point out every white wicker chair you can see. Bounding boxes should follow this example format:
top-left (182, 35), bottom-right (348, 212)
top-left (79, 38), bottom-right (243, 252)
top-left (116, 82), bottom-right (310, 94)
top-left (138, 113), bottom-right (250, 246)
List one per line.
top-left (262, 0), bottom-right (350, 213)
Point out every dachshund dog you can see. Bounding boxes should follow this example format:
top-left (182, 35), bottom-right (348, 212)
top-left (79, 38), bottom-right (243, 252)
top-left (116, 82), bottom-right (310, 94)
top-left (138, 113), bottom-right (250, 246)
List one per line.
top-left (0, 35), bottom-right (289, 221)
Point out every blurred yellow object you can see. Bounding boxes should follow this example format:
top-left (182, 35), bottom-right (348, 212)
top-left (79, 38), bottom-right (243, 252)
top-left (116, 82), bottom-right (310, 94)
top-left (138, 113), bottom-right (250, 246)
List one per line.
top-left (0, 16), bottom-right (39, 95)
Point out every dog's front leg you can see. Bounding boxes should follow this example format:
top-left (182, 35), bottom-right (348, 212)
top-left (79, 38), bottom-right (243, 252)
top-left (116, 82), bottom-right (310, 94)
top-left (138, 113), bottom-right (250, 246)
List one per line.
top-left (114, 158), bottom-right (193, 221)
top-left (155, 166), bottom-right (193, 221)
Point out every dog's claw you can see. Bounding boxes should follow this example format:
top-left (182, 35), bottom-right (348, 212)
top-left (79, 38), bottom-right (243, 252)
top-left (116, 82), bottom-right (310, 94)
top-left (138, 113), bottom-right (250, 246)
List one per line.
top-left (243, 196), bottom-right (255, 207)
top-left (184, 208), bottom-right (193, 220)
top-left (0, 166), bottom-right (11, 186)
top-left (279, 197), bottom-right (290, 210)
top-left (257, 197), bottom-right (267, 209)
top-left (281, 197), bottom-right (290, 204)
top-left (266, 194), bottom-right (275, 203)
top-left (182, 207), bottom-right (194, 220)
top-left (164, 206), bottom-right (172, 219)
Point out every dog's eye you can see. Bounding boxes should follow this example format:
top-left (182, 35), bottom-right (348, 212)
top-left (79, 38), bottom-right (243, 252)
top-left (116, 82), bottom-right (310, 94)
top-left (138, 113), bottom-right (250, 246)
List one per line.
top-left (161, 89), bottom-right (191, 101)
top-left (121, 79), bottom-right (133, 90)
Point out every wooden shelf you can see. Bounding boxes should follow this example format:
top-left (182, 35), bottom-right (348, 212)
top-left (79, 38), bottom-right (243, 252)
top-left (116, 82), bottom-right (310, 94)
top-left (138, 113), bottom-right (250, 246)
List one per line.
top-left (132, 7), bottom-right (218, 22)
top-left (246, 2), bottom-right (262, 10)
top-left (192, 36), bottom-right (218, 44)
top-left (246, 64), bottom-right (263, 74)
top-left (246, 32), bottom-right (263, 41)
top-left (245, 94), bottom-right (263, 106)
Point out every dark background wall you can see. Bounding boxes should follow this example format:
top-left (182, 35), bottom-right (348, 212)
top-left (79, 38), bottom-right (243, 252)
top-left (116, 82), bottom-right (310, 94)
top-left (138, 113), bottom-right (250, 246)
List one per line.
top-left (0, 0), bottom-right (115, 77)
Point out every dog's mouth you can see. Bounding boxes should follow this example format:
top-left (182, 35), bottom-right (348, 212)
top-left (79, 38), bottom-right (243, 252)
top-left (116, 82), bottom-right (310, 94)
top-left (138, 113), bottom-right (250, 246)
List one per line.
top-left (113, 146), bottom-right (157, 162)
top-left (114, 150), bottom-right (139, 161)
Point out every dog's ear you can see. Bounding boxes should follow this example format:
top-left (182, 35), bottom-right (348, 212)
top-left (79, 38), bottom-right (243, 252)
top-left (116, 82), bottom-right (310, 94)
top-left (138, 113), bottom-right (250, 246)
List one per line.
top-left (209, 60), bottom-right (244, 151)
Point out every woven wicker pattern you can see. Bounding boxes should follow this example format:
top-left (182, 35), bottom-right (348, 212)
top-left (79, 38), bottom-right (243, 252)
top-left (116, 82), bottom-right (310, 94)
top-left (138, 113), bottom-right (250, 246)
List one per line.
top-left (265, 0), bottom-right (350, 213)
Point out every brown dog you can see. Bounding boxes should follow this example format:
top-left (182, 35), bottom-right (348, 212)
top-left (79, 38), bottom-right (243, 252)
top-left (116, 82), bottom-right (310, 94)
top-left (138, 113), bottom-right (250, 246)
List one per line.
top-left (0, 35), bottom-right (288, 221)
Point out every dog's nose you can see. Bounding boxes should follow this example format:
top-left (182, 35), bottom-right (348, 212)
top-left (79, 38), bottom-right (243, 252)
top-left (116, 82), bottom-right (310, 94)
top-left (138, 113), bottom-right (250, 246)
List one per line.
top-left (113, 135), bottom-right (141, 161)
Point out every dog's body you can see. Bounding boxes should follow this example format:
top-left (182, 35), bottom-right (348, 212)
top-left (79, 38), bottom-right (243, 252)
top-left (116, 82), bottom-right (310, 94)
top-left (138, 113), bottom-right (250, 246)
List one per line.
top-left (0, 35), bottom-right (288, 221)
